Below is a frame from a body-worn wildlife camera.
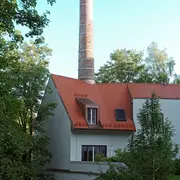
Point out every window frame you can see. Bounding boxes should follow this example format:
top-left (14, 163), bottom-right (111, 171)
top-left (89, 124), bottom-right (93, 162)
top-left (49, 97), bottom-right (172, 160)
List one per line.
top-left (87, 108), bottom-right (97, 125)
top-left (114, 109), bottom-right (126, 121)
top-left (81, 145), bottom-right (107, 162)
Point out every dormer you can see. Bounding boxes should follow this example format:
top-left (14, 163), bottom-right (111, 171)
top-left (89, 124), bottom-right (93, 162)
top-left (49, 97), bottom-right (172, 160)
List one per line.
top-left (76, 98), bottom-right (99, 125)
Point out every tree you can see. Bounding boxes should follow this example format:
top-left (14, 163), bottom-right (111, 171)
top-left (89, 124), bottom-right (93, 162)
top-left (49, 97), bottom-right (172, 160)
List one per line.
top-left (0, 0), bottom-right (55, 38)
top-left (0, 0), bottom-right (56, 137)
top-left (127, 93), bottom-right (178, 180)
top-left (0, 40), bottom-right (55, 179)
top-left (0, 0), bottom-right (55, 80)
top-left (95, 42), bottom-right (179, 84)
top-left (0, 0), bottom-right (55, 98)
top-left (173, 74), bottom-right (180, 84)
top-left (95, 94), bottom-right (178, 180)
top-left (0, 0), bottom-right (55, 178)
top-left (0, 35), bottom-right (27, 180)
top-left (95, 49), bottom-right (145, 83)
top-left (145, 42), bottom-right (175, 83)
top-left (0, 81), bottom-right (31, 179)
top-left (96, 164), bottom-right (142, 180)
top-left (10, 41), bottom-right (56, 180)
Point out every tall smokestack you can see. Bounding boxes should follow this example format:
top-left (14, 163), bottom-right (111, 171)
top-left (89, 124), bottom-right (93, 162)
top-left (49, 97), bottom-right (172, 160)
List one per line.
top-left (78, 0), bottom-right (95, 84)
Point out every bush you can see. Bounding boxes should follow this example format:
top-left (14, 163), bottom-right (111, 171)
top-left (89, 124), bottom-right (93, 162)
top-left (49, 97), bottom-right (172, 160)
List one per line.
top-left (95, 154), bottom-right (107, 162)
top-left (95, 164), bottom-right (142, 180)
top-left (174, 158), bottom-right (180, 175)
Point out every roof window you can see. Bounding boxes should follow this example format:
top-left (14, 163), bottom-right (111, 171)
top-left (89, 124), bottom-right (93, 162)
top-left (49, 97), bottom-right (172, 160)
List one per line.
top-left (114, 109), bottom-right (126, 121)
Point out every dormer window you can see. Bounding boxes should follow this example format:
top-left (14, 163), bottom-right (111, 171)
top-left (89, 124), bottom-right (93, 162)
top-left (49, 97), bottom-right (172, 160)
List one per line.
top-left (87, 108), bottom-right (97, 124)
top-left (115, 109), bottom-right (126, 121)
top-left (76, 98), bottom-right (99, 126)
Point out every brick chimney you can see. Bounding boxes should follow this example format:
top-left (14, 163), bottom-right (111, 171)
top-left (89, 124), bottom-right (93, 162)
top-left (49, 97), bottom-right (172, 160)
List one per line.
top-left (78, 0), bottom-right (95, 84)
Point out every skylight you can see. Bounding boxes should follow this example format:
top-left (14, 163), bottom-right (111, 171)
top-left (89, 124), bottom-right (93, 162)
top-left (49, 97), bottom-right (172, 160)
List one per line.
top-left (115, 109), bottom-right (126, 121)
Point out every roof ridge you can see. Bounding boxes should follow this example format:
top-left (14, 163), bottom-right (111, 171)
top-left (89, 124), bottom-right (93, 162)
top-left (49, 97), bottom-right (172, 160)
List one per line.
top-left (96, 83), bottom-right (128, 85)
top-left (51, 73), bottom-right (89, 84)
top-left (128, 83), bottom-right (180, 86)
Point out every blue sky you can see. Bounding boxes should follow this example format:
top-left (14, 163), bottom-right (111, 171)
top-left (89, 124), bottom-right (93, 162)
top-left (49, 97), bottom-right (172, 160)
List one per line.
top-left (40, 0), bottom-right (180, 78)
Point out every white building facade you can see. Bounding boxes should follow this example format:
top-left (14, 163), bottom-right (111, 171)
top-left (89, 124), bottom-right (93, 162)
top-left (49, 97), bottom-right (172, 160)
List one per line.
top-left (133, 98), bottom-right (180, 146)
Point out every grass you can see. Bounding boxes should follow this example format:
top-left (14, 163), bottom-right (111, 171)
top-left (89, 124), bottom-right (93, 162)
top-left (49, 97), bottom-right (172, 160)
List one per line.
top-left (170, 176), bottom-right (180, 180)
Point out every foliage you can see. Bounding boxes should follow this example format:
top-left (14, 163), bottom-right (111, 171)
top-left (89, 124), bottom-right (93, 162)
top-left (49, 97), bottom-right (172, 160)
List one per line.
top-left (0, 0), bottom-right (55, 38)
top-left (173, 74), bottom-right (180, 84)
top-left (95, 42), bottom-right (179, 84)
top-left (96, 164), bottom-right (142, 180)
top-left (127, 94), bottom-right (178, 180)
top-left (95, 49), bottom-right (145, 83)
top-left (95, 94), bottom-right (178, 180)
top-left (169, 175), bottom-right (180, 180)
top-left (145, 42), bottom-right (175, 83)
top-left (0, 102), bottom-right (30, 180)
top-left (95, 153), bottom-right (107, 162)
top-left (95, 149), bottom-right (129, 165)
top-left (0, 40), bottom-right (56, 179)
top-left (174, 159), bottom-right (180, 175)
top-left (0, 38), bottom-right (25, 179)
top-left (0, 0), bottom-right (55, 178)
top-left (14, 41), bottom-right (56, 179)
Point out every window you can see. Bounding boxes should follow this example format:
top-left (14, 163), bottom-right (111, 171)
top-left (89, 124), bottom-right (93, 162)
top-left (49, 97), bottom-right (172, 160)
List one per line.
top-left (81, 145), bottom-right (107, 162)
top-left (76, 98), bottom-right (99, 125)
top-left (115, 109), bottom-right (126, 121)
top-left (87, 108), bottom-right (97, 124)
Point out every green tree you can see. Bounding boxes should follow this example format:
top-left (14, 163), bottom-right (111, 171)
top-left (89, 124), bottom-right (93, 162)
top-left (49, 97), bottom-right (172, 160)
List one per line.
top-left (173, 74), bottom-right (180, 84)
top-left (145, 42), bottom-right (175, 83)
top-left (0, 0), bottom-right (55, 38)
top-left (0, 0), bottom-right (55, 178)
top-left (95, 42), bottom-right (178, 84)
top-left (95, 94), bottom-right (178, 180)
top-left (127, 93), bottom-right (178, 180)
top-left (0, 0), bottom-right (55, 78)
top-left (96, 165), bottom-right (142, 180)
top-left (0, 35), bottom-right (27, 180)
top-left (0, 40), bottom-right (55, 179)
top-left (95, 49), bottom-right (145, 83)
top-left (10, 41), bottom-right (56, 179)
top-left (0, 82), bottom-right (31, 179)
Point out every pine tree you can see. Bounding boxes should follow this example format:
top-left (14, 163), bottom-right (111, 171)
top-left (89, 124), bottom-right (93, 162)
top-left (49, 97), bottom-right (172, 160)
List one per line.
top-left (128, 93), bottom-right (178, 180)
top-left (95, 93), bottom-right (178, 180)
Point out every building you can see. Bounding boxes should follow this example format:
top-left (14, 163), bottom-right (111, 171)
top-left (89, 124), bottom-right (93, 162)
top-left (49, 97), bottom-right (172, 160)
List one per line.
top-left (44, 75), bottom-right (180, 180)
top-left (44, 0), bottom-right (180, 179)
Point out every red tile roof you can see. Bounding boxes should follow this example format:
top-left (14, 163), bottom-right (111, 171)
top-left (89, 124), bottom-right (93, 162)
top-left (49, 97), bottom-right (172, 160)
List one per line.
top-left (51, 74), bottom-right (180, 131)
top-left (128, 83), bottom-right (180, 99)
top-left (51, 74), bottom-right (135, 131)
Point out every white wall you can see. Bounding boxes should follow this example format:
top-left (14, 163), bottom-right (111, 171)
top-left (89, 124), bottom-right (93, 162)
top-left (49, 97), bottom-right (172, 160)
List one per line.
top-left (44, 77), bottom-right (72, 169)
top-left (133, 99), bottom-right (180, 146)
top-left (70, 131), bottom-right (132, 161)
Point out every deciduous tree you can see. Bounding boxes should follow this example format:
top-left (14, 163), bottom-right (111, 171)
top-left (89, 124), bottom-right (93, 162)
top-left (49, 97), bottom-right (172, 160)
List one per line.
top-left (145, 42), bottom-right (175, 83)
top-left (95, 49), bottom-right (145, 83)
top-left (95, 43), bottom-right (179, 84)
top-left (12, 41), bottom-right (56, 179)
top-left (0, 0), bottom-right (55, 38)
top-left (0, 0), bottom-right (56, 178)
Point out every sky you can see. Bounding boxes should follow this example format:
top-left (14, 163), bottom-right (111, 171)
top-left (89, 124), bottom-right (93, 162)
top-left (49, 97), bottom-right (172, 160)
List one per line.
top-left (39, 0), bottom-right (180, 78)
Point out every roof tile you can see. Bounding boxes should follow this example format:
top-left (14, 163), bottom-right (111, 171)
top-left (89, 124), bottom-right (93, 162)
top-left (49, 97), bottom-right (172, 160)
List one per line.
top-left (51, 74), bottom-right (180, 131)
top-left (51, 74), bottom-right (135, 131)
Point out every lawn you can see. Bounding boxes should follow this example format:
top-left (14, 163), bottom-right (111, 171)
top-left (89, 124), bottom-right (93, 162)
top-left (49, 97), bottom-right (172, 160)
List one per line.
top-left (170, 176), bottom-right (180, 180)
